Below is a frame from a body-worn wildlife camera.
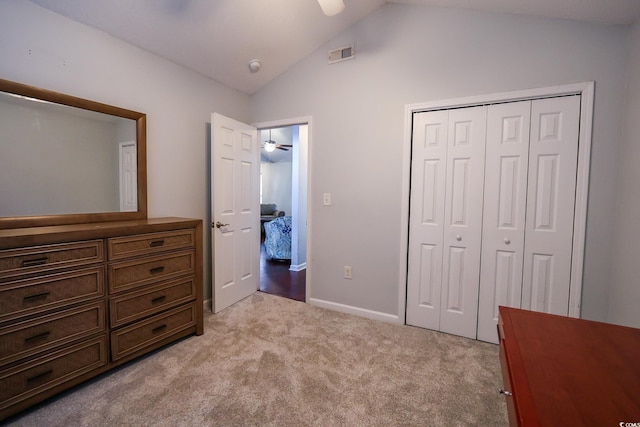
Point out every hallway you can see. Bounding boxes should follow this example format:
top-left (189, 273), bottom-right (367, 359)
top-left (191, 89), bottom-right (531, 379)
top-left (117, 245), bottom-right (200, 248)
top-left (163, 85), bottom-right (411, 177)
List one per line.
top-left (260, 242), bottom-right (305, 302)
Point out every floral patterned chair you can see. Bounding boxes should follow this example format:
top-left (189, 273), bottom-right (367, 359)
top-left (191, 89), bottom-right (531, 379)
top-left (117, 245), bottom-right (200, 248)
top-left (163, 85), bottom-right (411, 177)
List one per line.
top-left (264, 216), bottom-right (292, 260)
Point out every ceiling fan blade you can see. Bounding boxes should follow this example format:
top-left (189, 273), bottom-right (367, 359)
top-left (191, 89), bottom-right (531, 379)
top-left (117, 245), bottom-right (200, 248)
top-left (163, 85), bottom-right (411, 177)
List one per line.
top-left (276, 146), bottom-right (289, 151)
top-left (278, 144), bottom-right (293, 147)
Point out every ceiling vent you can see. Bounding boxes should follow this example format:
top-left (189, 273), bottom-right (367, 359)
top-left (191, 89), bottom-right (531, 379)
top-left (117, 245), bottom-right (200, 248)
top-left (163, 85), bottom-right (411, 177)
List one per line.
top-left (328, 45), bottom-right (355, 64)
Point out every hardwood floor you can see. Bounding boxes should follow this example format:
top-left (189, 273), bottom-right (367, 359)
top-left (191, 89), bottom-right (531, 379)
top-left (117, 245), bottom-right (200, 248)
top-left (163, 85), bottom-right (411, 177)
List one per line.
top-left (260, 242), bottom-right (306, 302)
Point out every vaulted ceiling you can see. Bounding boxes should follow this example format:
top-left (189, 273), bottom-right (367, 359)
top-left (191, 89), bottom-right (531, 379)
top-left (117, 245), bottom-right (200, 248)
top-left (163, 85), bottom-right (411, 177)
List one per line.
top-left (30, 0), bottom-right (640, 95)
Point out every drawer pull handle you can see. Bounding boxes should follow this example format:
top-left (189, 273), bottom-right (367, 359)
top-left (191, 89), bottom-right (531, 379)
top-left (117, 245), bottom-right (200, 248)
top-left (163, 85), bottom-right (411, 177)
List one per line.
top-left (152, 324), bottom-right (167, 334)
top-left (24, 331), bottom-right (51, 344)
top-left (21, 256), bottom-right (49, 267)
top-left (23, 292), bottom-right (51, 303)
top-left (149, 266), bottom-right (165, 275)
top-left (27, 369), bottom-right (53, 384)
top-left (498, 388), bottom-right (512, 396)
top-left (151, 295), bottom-right (167, 304)
top-left (149, 240), bottom-right (165, 248)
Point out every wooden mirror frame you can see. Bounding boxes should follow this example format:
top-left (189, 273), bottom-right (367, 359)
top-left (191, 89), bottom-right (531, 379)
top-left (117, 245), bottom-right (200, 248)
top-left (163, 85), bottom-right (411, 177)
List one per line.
top-left (0, 78), bottom-right (147, 229)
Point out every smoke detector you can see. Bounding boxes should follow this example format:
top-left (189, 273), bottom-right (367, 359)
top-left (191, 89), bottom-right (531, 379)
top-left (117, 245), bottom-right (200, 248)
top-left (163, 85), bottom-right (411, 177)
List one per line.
top-left (248, 59), bottom-right (262, 73)
top-left (328, 45), bottom-right (355, 64)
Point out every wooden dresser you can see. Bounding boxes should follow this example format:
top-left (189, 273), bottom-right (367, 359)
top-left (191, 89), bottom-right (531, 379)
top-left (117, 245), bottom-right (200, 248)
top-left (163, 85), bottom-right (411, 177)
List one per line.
top-left (498, 306), bottom-right (640, 426)
top-left (0, 218), bottom-right (203, 420)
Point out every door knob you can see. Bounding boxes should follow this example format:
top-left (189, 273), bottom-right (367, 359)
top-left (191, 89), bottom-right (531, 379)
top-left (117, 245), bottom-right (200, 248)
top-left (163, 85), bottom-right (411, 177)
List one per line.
top-left (214, 221), bottom-right (229, 229)
top-left (504, 238), bottom-right (511, 245)
top-left (456, 235), bottom-right (462, 241)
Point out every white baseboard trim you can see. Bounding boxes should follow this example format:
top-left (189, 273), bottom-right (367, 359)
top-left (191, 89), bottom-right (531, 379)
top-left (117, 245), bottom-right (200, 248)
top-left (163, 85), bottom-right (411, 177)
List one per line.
top-left (289, 262), bottom-right (306, 272)
top-left (309, 298), bottom-right (401, 324)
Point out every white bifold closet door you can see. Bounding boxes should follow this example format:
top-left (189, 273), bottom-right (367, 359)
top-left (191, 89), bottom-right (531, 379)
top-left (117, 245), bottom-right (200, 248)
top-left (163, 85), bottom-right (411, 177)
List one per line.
top-left (407, 95), bottom-right (580, 342)
top-left (477, 95), bottom-right (580, 343)
top-left (406, 106), bottom-right (487, 339)
top-left (476, 101), bottom-right (532, 342)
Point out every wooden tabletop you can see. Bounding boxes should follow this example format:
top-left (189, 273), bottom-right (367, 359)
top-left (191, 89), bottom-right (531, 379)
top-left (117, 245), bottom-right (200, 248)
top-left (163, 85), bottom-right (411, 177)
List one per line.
top-left (0, 217), bottom-right (202, 249)
top-left (499, 306), bottom-right (640, 426)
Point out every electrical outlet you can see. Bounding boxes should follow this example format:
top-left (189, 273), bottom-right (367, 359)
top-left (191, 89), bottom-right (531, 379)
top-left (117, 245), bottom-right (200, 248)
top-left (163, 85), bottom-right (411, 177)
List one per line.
top-left (344, 266), bottom-right (352, 279)
top-left (323, 193), bottom-right (332, 206)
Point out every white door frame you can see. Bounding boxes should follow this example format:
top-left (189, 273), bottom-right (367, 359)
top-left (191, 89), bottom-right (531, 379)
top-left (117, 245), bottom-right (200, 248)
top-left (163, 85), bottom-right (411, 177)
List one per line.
top-left (253, 116), bottom-right (313, 303)
top-left (398, 82), bottom-right (595, 323)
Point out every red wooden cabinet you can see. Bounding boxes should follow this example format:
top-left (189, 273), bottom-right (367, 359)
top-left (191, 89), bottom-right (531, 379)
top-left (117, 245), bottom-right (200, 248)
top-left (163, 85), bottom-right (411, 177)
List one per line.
top-left (498, 306), bottom-right (640, 426)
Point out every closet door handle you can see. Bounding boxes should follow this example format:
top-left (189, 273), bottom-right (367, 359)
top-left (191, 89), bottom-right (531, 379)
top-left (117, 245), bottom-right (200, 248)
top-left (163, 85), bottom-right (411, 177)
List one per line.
top-left (455, 235), bottom-right (462, 241)
top-left (504, 238), bottom-right (511, 245)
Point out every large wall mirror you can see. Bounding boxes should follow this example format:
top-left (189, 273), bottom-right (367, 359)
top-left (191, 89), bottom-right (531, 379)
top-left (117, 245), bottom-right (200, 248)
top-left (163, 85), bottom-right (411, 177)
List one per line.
top-left (0, 78), bottom-right (147, 229)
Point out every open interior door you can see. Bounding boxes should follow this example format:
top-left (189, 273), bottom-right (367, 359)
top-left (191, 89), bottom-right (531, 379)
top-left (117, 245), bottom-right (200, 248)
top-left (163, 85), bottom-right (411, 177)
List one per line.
top-left (211, 113), bottom-right (259, 313)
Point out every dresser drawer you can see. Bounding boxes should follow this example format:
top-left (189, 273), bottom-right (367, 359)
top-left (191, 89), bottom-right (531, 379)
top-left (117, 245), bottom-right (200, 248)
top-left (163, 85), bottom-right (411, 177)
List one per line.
top-left (0, 267), bottom-right (105, 323)
top-left (109, 277), bottom-right (196, 328)
top-left (0, 302), bottom-right (106, 366)
top-left (108, 229), bottom-right (195, 261)
top-left (0, 241), bottom-right (104, 280)
top-left (110, 304), bottom-right (196, 361)
top-left (108, 251), bottom-right (195, 293)
top-left (0, 335), bottom-right (108, 412)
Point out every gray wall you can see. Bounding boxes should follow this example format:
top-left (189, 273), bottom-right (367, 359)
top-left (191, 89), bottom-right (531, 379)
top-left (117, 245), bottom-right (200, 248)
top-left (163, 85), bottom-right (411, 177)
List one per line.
top-left (1, 1), bottom-right (635, 326)
top-left (0, 0), bottom-right (249, 303)
top-left (610, 21), bottom-right (640, 328)
top-left (261, 162), bottom-right (293, 216)
top-left (250, 4), bottom-right (630, 323)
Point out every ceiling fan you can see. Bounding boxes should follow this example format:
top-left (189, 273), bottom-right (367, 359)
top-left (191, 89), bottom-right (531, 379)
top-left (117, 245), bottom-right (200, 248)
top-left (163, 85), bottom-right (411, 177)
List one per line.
top-left (262, 129), bottom-right (293, 152)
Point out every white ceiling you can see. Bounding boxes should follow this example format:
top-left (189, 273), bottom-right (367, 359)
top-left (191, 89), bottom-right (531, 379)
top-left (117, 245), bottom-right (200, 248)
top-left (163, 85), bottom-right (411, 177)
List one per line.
top-left (29, 0), bottom-right (640, 95)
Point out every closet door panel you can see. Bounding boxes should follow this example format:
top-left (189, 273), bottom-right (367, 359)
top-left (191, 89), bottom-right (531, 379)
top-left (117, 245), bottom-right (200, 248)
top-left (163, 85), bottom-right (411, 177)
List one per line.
top-left (439, 106), bottom-right (486, 339)
top-left (522, 96), bottom-right (580, 315)
top-left (406, 111), bottom-right (448, 329)
top-left (478, 101), bottom-right (531, 343)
